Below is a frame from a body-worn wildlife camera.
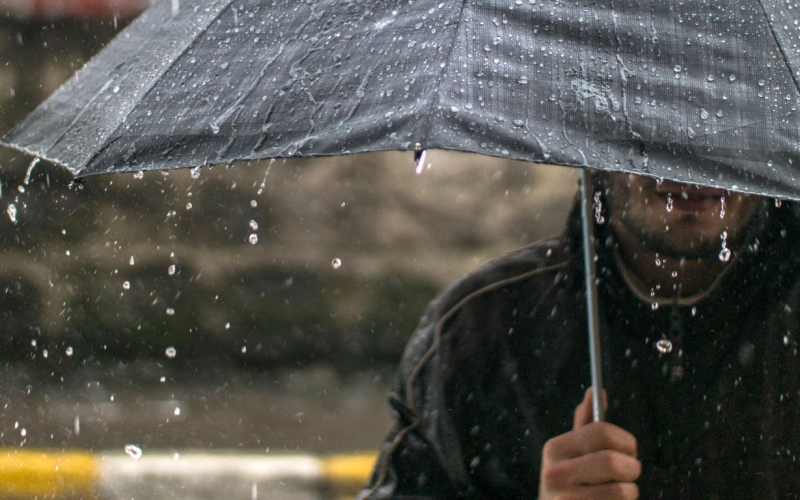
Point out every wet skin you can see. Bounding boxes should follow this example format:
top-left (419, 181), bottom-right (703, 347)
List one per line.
top-left (538, 174), bottom-right (765, 500)
top-left (603, 173), bottom-right (763, 297)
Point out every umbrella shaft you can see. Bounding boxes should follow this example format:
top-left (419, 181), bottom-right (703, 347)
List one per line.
top-left (580, 169), bottom-right (604, 422)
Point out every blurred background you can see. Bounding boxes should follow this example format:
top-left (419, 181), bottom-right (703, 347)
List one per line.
top-left (0, 1), bottom-right (577, 498)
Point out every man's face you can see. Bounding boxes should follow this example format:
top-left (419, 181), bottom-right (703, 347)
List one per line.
top-left (603, 173), bottom-right (763, 259)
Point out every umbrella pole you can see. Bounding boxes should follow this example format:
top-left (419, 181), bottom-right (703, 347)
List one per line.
top-left (579, 169), bottom-right (604, 422)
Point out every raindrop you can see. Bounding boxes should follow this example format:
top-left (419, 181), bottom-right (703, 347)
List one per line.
top-left (593, 191), bottom-right (605, 224)
top-left (706, 75), bottom-right (715, 82)
top-left (241, 346), bottom-right (247, 353)
top-left (729, 74), bottom-right (736, 82)
top-left (65, 347), bottom-right (73, 356)
top-left (23, 158), bottom-right (40, 185)
top-left (483, 44), bottom-right (491, 52)
top-left (166, 308), bottom-right (175, 316)
top-left (776, 199), bottom-right (783, 207)
top-left (691, 306), bottom-right (697, 317)
top-left (249, 234), bottom-right (258, 245)
top-left (123, 281), bottom-right (130, 290)
top-left (719, 231), bottom-right (731, 262)
top-left (186, 202), bottom-right (192, 210)
top-left (250, 200), bottom-right (258, 208)
top-left (171, 0), bottom-right (179, 15)
top-left (687, 127), bottom-right (696, 139)
top-left (124, 444), bottom-right (143, 460)
top-left (168, 265), bottom-right (176, 276)
top-left (17, 185), bottom-right (24, 194)
top-left (651, 302), bottom-right (660, 311)
top-left (493, 36), bottom-right (502, 45)
top-left (716, 110), bottom-right (723, 118)
top-left (113, 86), bottom-right (120, 93)
top-left (172, 453), bottom-right (180, 460)
top-left (666, 194), bottom-right (673, 212)
top-left (190, 166), bottom-right (202, 179)
top-left (517, 76), bottom-right (529, 85)
top-left (785, 335), bottom-right (790, 345)
top-left (20, 428), bottom-right (26, 437)
top-left (758, 79), bottom-right (766, 87)
top-left (719, 197), bottom-right (726, 219)
top-left (700, 109), bottom-right (710, 120)
top-left (129, 256), bottom-right (135, 266)
top-left (43, 349), bottom-right (48, 358)
top-left (165, 346), bottom-right (177, 358)
top-left (174, 407), bottom-right (181, 416)
top-left (249, 220), bottom-right (259, 231)
top-left (133, 171), bottom-right (144, 179)
top-left (225, 323), bottom-right (231, 329)
top-left (7, 204), bottom-right (17, 223)
top-left (656, 339), bottom-right (673, 354)
top-left (673, 65), bottom-right (682, 73)
top-left (160, 376), bottom-right (166, 383)
top-left (332, 258), bottom-right (342, 269)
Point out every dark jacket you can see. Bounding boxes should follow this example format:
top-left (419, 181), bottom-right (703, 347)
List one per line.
top-left (361, 200), bottom-right (800, 499)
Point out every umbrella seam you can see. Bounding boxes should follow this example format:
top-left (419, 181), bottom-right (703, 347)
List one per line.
top-left (753, 0), bottom-right (800, 96)
top-left (421, 0), bottom-right (469, 146)
top-left (79, 0), bottom-right (237, 176)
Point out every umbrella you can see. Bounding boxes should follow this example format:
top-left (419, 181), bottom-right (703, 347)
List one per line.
top-left (5, 0), bottom-right (800, 422)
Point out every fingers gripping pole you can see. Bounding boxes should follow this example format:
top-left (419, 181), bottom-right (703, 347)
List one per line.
top-left (579, 169), bottom-right (605, 422)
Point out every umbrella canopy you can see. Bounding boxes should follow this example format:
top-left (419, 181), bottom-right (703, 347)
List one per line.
top-left (3, 0), bottom-right (800, 201)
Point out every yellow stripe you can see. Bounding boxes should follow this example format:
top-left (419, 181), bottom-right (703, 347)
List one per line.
top-left (321, 452), bottom-right (379, 499)
top-left (0, 449), bottom-right (98, 499)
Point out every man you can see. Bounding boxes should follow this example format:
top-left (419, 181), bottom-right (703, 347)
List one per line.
top-left (360, 172), bottom-right (800, 499)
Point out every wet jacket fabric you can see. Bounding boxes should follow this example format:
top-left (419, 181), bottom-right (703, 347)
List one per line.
top-left (361, 201), bottom-right (800, 500)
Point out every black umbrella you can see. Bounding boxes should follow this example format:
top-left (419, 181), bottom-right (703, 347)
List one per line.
top-left (5, 0), bottom-right (800, 421)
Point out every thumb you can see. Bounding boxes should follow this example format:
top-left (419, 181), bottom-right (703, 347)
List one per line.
top-left (573, 387), bottom-right (608, 429)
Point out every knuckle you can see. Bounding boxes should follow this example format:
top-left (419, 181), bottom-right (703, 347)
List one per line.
top-left (541, 461), bottom-right (569, 487)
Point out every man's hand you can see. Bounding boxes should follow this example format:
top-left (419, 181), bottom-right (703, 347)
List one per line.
top-left (538, 388), bottom-right (641, 500)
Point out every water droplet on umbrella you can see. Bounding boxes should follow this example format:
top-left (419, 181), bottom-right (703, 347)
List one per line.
top-left (673, 65), bottom-right (682, 73)
top-left (190, 166), bottom-right (202, 179)
top-left (729, 74), bottom-right (736, 81)
top-left (332, 258), bottom-right (342, 269)
top-left (758, 79), bottom-right (766, 87)
top-left (517, 76), bottom-right (528, 85)
top-left (700, 109), bottom-right (709, 120)
top-left (124, 444), bottom-right (143, 459)
top-left (123, 281), bottom-right (130, 290)
top-left (593, 191), bottom-right (605, 223)
top-left (656, 339), bottom-right (673, 353)
top-left (706, 75), bottom-right (715, 82)
top-left (719, 197), bottom-right (726, 219)
top-left (716, 110), bottom-right (723, 118)
top-left (666, 194), bottom-right (673, 212)
top-left (166, 308), bottom-right (175, 316)
top-left (249, 220), bottom-right (258, 231)
top-left (65, 347), bottom-right (73, 356)
top-left (133, 171), bottom-right (144, 179)
top-left (776, 199), bottom-right (783, 207)
top-left (249, 234), bottom-right (258, 244)
top-left (165, 346), bottom-right (177, 358)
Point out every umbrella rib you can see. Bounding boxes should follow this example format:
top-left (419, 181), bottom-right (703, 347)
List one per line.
top-left (421, 0), bottom-right (470, 145)
top-left (80, 0), bottom-right (237, 175)
top-left (753, 0), bottom-right (800, 95)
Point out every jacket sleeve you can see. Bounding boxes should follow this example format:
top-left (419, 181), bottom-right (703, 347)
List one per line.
top-left (357, 299), bottom-right (473, 500)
